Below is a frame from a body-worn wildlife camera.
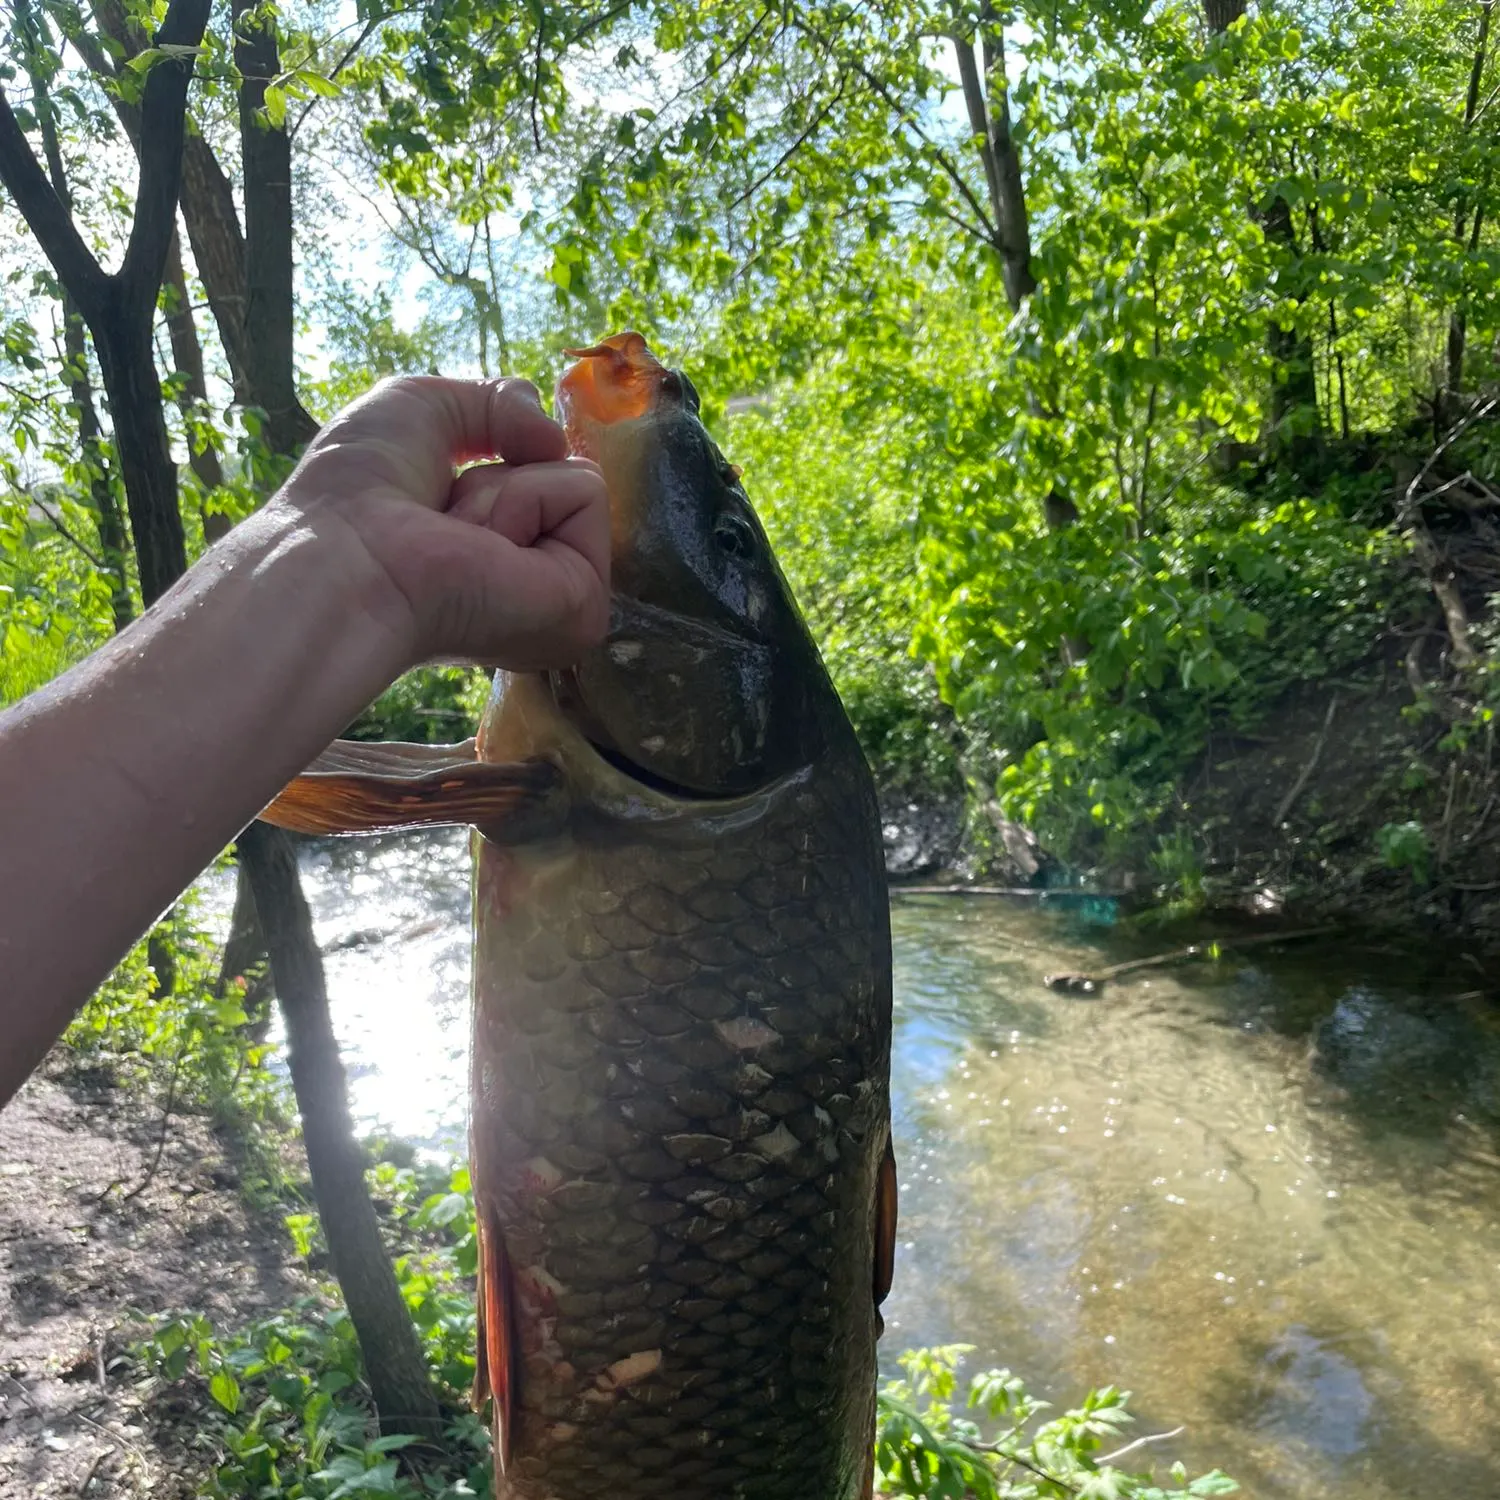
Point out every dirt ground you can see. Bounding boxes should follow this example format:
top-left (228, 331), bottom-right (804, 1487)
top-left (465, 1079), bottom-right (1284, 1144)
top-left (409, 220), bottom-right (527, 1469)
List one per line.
top-left (1182, 656), bottom-right (1500, 948)
top-left (0, 1054), bottom-right (310, 1499)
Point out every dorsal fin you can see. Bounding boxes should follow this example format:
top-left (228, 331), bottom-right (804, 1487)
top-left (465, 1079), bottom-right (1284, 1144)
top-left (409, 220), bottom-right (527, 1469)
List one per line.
top-left (258, 738), bottom-right (567, 839)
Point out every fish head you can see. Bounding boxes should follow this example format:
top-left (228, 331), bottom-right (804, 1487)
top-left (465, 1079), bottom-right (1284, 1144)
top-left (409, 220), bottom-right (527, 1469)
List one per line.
top-left (534, 332), bottom-right (825, 799)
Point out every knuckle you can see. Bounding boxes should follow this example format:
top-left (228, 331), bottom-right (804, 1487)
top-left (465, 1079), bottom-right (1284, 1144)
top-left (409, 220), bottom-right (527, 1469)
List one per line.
top-left (376, 373), bottom-right (436, 402)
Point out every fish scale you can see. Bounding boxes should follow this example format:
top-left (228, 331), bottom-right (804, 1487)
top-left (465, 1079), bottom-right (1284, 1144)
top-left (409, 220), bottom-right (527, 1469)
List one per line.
top-left (471, 758), bottom-right (887, 1500)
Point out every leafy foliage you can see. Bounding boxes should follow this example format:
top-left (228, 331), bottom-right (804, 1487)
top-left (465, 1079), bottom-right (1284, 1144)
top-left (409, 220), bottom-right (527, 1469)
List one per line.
top-left (135, 1164), bottom-right (489, 1499)
top-left (877, 1346), bottom-right (1238, 1500)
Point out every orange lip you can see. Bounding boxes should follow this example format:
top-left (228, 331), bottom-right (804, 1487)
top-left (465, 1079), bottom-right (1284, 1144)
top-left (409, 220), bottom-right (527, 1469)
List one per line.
top-left (555, 332), bottom-right (671, 456)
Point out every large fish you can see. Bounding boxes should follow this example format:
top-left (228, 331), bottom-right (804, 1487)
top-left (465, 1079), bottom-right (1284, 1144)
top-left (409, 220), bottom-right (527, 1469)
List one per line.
top-left (262, 334), bottom-right (896, 1500)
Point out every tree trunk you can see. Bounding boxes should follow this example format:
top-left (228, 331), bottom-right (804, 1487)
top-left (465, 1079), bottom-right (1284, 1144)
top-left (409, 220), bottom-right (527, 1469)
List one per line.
top-left (179, 135), bottom-right (256, 407)
top-left (951, 5), bottom-right (1034, 310)
top-left (82, 0), bottom-right (255, 410)
top-left (1447, 0), bottom-right (1495, 402)
top-left (59, 309), bottom-right (135, 628)
top-left (1202, 0), bottom-right (1320, 444)
top-left (234, 0), bottom-right (319, 455)
top-left (91, 309), bottom-right (187, 605)
top-left (17, 0), bottom-right (134, 628)
top-left (236, 824), bottom-right (446, 1436)
top-left (1202, 0), bottom-right (1246, 30)
top-left (216, 854), bottom-right (272, 1028)
top-left (224, 0), bottom-right (444, 1435)
top-left (10, 0), bottom-right (444, 1434)
top-left (162, 227), bottom-right (232, 541)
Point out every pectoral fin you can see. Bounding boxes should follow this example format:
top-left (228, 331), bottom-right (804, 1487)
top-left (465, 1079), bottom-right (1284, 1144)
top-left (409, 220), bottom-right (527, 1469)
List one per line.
top-left (258, 738), bottom-right (567, 839)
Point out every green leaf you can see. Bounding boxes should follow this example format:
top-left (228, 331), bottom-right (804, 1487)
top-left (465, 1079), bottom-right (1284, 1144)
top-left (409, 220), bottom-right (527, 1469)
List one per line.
top-left (209, 1369), bottom-right (241, 1414)
top-left (293, 68), bottom-right (342, 98)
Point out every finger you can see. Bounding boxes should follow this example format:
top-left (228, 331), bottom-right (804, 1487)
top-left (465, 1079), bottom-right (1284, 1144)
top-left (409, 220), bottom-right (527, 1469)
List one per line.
top-left (447, 459), bottom-right (610, 589)
top-left (300, 377), bottom-right (570, 511)
top-left (448, 459), bottom-right (604, 537)
top-left (391, 375), bottom-right (569, 465)
top-left (436, 524), bottom-right (612, 667)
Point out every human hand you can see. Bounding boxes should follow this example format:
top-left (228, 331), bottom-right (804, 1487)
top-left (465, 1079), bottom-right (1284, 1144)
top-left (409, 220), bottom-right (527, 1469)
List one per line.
top-left (271, 375), bottom-right (611, 671)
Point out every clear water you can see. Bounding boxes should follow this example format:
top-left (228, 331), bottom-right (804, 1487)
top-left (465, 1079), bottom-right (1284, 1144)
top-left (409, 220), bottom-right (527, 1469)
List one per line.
top-left (253, 830), bottom-right (1500, 1499)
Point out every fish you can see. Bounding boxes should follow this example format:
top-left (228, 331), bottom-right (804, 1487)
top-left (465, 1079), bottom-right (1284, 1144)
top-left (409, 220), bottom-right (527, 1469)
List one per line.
top-left (261, 333), bottom-right (897, 1500)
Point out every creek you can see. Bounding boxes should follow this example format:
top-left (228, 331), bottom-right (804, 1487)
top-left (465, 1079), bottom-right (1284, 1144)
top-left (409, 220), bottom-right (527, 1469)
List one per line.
top-left (257, 830), bottom-right (1500, 1499)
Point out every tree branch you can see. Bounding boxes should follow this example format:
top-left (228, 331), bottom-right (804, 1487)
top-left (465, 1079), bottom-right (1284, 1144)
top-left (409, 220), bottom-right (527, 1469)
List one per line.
top-left (978, 7), bottom-right (1034, 305)
top-left (0, 88), bottom-right (108, 318)
top-left (1098, 1426), bottom-right (1187, 1468)
top-left (59, 16), bottom-right (143, 145)
top-left (730, 82), bottom-right (844, 210)
top-left (952, 32), bottom-right (1004, 234)
top-left (1463, 0), bottom-right (1495, 129)
top-left (796, 16), bottom-right (996, 245)
top-left (28, 490), bottom-right (108, 569)
top-left (290, 11), bottom-right (388, 140)
top-left (118, 0), bottom-right (213, 308)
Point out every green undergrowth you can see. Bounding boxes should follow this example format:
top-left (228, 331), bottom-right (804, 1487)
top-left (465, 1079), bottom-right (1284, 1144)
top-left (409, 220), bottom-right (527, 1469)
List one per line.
top-left (134, 1163), bottom-right (488, 1499)
top-left (878, 1346), bottom-right (1237, 1500)
top-left (62, 882), bottom-right (291, 1202)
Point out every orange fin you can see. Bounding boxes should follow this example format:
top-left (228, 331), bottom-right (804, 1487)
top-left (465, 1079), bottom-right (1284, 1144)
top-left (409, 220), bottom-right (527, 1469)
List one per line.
top-left (257, 738), bottom-right (568, 839)
top-left (873, 1136), bottom-right (898, 1328)
top-left (472, 1203), bottom-right (518, 1475)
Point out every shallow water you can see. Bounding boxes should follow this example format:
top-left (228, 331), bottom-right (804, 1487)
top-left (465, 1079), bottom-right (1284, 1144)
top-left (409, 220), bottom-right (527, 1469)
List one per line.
top-left (258, 830), bottom-right (1500, 1499)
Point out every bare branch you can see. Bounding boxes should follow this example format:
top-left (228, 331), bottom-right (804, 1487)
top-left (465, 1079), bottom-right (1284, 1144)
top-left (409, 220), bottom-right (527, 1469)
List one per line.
top-left (730, 82), bottom-right (844, 210)
top-left (1098, 1426), bottom-right (1188, 1468)
top-left (0, 88), bottom-right (108, 317)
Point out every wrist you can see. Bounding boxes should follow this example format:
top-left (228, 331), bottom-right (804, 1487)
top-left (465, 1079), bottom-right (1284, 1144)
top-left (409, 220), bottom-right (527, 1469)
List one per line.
top-left (195, 499), bottom-right (418, 759)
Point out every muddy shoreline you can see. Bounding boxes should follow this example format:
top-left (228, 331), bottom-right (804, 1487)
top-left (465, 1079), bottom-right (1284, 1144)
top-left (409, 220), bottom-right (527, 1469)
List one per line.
top-left (0, 1055), bottom-right (313, 1499)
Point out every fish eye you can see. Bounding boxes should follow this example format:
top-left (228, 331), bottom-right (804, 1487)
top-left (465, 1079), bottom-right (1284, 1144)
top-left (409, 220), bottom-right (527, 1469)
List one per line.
top-left (713, 513), bottom-right (755, 558)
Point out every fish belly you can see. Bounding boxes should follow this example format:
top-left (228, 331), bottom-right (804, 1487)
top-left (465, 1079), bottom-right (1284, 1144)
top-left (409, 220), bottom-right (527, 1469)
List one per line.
top-left (469, 786), bottom-right (889, 1500)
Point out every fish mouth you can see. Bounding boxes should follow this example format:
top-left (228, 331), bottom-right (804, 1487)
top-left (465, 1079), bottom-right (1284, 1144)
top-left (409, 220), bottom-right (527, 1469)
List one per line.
top-left (548, 667), bottom-right (732, 802)
top-left (584, 738), bottom-right (725, 801)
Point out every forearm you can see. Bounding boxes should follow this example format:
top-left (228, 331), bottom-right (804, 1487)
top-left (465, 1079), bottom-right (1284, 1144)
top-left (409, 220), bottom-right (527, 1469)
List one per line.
top-left (0, 504), bottom-right (409, 1101)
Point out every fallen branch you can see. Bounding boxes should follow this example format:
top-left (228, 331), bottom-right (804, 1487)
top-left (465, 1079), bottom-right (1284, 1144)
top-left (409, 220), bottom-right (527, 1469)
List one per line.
top-left (1099, 1425), bottom-right (1186, 1467)
top-left (1398, 397), bottom-right (1499, 671)
top-left (121, 1038), bottom-right (186, 1203)
top-left (96, 1034), bottom-right (188, 1204)
top-left (76, 1445), bottom-right (114, 1496)
top-left (1044, 926), bottom-right (1336, 995)
top-left (1273, 694), bottom-right (1337, 827)
top-left (892, 884), bottom-right (1114, 898)
top-left (1401, 396), bottom-right (1499, 520)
